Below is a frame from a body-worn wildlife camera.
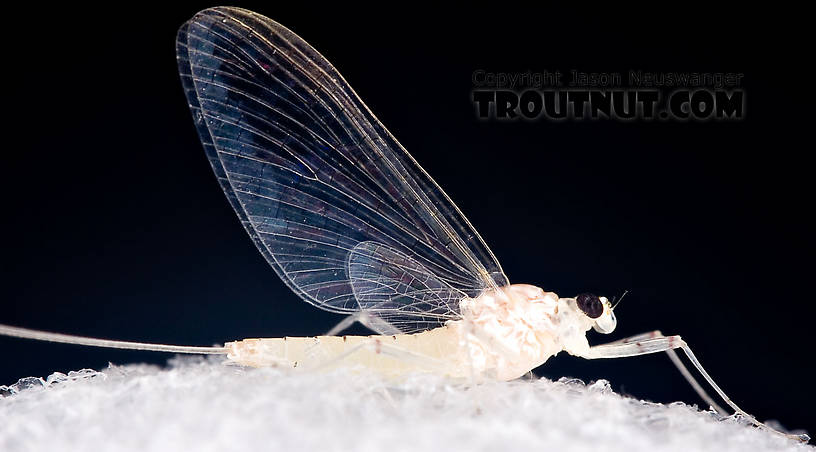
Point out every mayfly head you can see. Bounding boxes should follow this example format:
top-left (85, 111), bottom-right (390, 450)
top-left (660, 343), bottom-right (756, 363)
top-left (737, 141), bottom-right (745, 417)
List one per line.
top-left (575, 293), bottom-right (617, 334)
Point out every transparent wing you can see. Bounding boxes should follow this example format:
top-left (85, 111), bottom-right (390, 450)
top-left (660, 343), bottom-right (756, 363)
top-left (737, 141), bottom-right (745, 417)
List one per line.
top-left (176, 7), bottom-right (508, 332)
top-left (348, 241), bottom-right (468, 333)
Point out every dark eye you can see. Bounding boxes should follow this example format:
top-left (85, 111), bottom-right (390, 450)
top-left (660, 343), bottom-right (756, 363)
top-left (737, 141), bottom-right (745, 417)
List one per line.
top-left (576, 293), bottom-right (603, 319)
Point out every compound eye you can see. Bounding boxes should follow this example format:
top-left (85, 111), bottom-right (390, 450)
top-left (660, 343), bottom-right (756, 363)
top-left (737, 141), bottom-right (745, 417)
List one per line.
top-left (576, 293), bottom-right (604, 319)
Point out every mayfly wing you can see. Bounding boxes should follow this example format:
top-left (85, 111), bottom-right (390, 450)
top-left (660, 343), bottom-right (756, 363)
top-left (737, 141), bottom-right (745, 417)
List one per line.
top-left (348, 241), bottom-right (468, 332)
top-left (176, 7), bottom-right (508, 332)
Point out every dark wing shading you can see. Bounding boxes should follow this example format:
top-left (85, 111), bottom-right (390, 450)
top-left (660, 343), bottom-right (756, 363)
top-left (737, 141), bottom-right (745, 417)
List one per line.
top-left (176, 7), bottom-right (508, 332)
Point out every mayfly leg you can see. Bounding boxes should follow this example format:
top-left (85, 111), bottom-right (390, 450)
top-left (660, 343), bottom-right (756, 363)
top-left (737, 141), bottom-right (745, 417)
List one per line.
top-left (598, 330), bottom-right (726, 415)
top-left (323, 311), bottom-right (402, 337)
top-left (305, 312), bottom-right (402, 356)
top-left (303, 312), bottom-right (394, 356)
top-left (586, 333), bottom-right (809, 442)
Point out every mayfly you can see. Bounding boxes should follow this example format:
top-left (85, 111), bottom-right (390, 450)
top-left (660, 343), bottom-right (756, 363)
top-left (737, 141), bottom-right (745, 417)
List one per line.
top-left (0, 7), bottom-right (806, 443)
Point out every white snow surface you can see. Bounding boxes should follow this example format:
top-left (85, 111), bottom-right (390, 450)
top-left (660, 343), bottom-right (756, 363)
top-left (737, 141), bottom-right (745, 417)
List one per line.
top-left (0, 356), bottom-right (810, 452)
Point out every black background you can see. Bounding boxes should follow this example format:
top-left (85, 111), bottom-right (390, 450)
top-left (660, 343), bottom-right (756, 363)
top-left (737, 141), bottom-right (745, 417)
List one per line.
top-left (2, 3), bottom-right (812, 436)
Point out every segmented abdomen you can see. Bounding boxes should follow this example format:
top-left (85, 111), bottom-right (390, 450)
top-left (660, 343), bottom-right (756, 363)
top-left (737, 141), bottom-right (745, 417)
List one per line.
top-left (224, 324), bottom-right (467, 378)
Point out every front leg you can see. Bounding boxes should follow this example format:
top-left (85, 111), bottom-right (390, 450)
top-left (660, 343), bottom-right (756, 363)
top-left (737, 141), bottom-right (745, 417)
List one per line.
top-left (586, 333), bottom-right (684, 359)
top-left (585, 333), bottom-right (809, 442)
top-left (595, 330), bottom-right (725, 415)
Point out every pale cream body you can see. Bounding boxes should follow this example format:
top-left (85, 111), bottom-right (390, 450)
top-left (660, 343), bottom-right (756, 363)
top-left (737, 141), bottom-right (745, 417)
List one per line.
top-left (224, 284), bottom-right (596, 381)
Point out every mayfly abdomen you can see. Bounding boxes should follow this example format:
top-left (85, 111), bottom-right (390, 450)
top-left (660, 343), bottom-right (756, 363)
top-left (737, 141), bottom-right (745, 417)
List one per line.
top-left (224, 324), bottom-right (466, 377)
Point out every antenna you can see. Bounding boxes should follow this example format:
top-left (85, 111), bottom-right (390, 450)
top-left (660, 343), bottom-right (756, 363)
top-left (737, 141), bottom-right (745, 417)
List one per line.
top-left (0, 324), bottom-right (227, 354)
top-left (611, 290), bottom-right (629, 311)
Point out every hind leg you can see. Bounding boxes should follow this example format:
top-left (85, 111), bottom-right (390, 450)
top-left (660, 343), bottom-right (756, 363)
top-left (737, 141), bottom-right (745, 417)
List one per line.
top-left (323, 311), bottom-right (401, 336)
